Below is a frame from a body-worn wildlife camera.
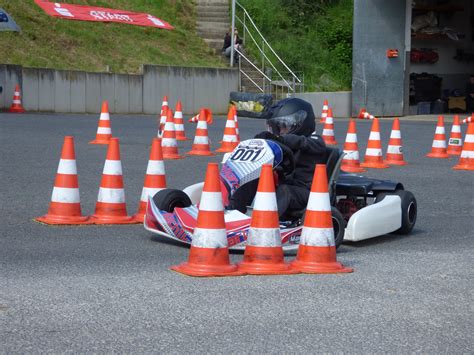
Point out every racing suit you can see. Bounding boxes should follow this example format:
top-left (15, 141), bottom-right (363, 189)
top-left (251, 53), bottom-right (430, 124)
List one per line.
top-left (275, 133), bottom-right (327, 218)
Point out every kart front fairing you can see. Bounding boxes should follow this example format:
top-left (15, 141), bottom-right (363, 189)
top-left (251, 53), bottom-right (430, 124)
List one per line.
top-left (144, 139), bottom-right (303, 250)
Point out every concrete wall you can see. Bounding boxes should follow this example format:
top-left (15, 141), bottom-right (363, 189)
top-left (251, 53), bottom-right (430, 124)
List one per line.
top-left (352, 0), bottom-right (408, 117)
top-left (293, 92), bottom-right (352, 118)
top-left (0, 64), bottom-right (239, 114)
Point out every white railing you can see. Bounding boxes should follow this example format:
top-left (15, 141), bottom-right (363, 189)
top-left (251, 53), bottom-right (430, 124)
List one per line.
top-left (230, 0), bottom-right (304, 94)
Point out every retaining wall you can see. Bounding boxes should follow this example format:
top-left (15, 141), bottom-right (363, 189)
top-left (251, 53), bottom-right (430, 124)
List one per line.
top-left (293, 91), bottom-right (352, 118)
top-left (0, 64), bottom-right (239, 114)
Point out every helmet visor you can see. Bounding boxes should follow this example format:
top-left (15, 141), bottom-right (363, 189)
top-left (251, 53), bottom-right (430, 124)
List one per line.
top-left (267, 110), bottom-right (307, 136)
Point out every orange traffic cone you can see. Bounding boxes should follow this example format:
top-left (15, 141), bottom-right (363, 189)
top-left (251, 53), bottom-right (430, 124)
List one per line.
top-left (216, 107), bottom-right (239, 153)
top-left (358, 109), bottom-right (375, 120)
top-left (447, 115), bottom-right (463, 156)
top-left (35, 136), bottom-right (90, 225)
top-left (341, 120), bottom-right (366, 173)
top-left (89, 138), bottom-right (135, 224)
top-left (187, 108), bottom-right (214, 156)
top-left (426, 116), bottom-right (449, 159)
top-left (361, 118), bottom-right (389, 169)
top-left (384, 118), bottom-right (408, 166)
top-left (161, 109), bottom-right (184, 160)
top-left (322, 108), bottom-right (338, 145)
top-left (8, 84), bottom-right (25, 113)
top-left (291, 164), bottom-right (353, 274)
top-left (171, 163), bottom-right (242, 277)
top-left (158, 96), bottom-right (169, 134)
top-left (357, 108), bottom-right (366, 119)
top-left (453, 122), bottom-right (474, 171)
top-left (90, 101), bottom-right (112, 145)
top-left (173, 100), bottom-right (189, 141)
top-left (462, 115), bottom-right (473, 124)
top-left (233, 105), bottom-right (241, 141)
top-left (237, 164), bottom-right (297, 275)
top-left (133, 138), bottom-right (167, 223)
top-left (188, 108), bottom-right (213, 124)
top-left (319, 99), bottom-right (329, 123)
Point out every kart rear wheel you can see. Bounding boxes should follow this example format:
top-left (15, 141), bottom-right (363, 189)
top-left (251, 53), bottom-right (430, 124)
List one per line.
top-left (152, 189), bottom-right (192, 213)
top-left (331, 207), bottom-right (346, 249)
top-left (375, 190), bottom-right (417, 234)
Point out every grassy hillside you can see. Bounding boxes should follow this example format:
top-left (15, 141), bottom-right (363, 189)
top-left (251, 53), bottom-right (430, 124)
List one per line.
top-left (238, 0), bottom-right (353, 91)
top-left (0, 0), bottom-right (226, 73)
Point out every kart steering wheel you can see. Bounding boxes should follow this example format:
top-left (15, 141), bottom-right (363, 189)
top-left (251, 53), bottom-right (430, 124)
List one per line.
top-left (269, 139), bottom-right (296, 178)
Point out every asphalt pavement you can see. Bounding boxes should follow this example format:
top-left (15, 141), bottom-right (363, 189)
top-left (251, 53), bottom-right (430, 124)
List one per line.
top-left (1, 112), bottom-right (473, 353)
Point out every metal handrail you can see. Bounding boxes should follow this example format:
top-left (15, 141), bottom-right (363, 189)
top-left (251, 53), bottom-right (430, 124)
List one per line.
top-left (234, 48), bottom-right (271, 82)
top-left (234, 0), bottom-right (301, 84)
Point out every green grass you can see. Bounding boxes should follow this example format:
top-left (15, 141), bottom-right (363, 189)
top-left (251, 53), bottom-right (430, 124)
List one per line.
top-left (238, 0), bottom-right (353, 91)
top-left (0, 0), bottom-right (226, 73)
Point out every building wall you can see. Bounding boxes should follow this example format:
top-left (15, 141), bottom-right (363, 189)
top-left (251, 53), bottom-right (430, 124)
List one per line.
top-left (352, 0), bottom-right (408, 116)
top-left (0, 64), bottom-right (239, 114)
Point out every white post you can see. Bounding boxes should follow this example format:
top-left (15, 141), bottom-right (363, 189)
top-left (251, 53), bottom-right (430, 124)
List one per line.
top-left (230, 0), bottom-right (236, 67)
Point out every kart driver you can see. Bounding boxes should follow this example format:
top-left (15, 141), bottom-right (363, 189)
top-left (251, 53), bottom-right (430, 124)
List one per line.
top-left (255, 98), bottom-right (327, 218)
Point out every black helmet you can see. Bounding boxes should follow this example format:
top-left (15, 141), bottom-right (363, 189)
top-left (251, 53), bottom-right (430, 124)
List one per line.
top-left (266, 98), bottom-right (315, 137)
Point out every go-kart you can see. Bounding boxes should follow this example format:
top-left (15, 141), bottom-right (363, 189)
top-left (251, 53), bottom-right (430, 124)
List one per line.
top-left (144, 138), bottom-right (417, 250)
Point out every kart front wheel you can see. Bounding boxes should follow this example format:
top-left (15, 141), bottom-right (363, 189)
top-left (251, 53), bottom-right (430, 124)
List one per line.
top-left (152, 189), bottom-right (192, 213)
top-left (331, 207), bottom-right (346, 249)
top-left (376, 190), bottom-right (417, 234)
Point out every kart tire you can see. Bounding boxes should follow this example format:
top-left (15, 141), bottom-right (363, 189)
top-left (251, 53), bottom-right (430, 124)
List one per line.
top-left (375, 190), bottom-right (417, 234)
top-left (152, 189), bottom-right (192, 213)
top-left (331, 207), bottom-right (345, 249)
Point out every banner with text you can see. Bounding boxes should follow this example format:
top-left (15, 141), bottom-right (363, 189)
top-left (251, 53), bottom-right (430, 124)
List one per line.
top-left (34, 1), bottom-right (173, 30)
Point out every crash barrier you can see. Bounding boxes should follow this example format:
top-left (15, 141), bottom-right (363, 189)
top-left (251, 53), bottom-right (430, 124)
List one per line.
top-left (229, 91), bottom-right (273, 119)
top-left (172, 163), bottom-right (353, 277)
top-left (0, 64), bottom-right (238, 114)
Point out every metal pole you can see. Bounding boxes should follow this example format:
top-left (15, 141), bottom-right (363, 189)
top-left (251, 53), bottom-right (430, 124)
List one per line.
top-left (230, 0), bottom-right (236, 67)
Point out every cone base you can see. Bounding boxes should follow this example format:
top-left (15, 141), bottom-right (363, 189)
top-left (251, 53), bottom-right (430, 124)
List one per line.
top-left (341, 165), bottom-right (366, 173)
top-left (237, 261), bottom-right (299, 275)
top-left (132, 212), bottom-right (145, 223)
top-left (384, 159), bottom-right (408, 166)
top-left (35, 214), bottom-right (92, 225)
top-left (89, 214), bottom-right (138, 225)
top-left (9, 107), bottom-right (25, 113)
top-left (162, 154), bottom-right (185, 160)
top-left (452, 164), bottom-right (474, 171)
top-left (175, 137), bottom-right (190, 141)
top-left (323, 139), bottom-right (338, 145)
top-left (426, 152), bottom-right (449, 159)
top-left (215, 146), bottom-right (236, 153)
top-left (171, 263), bottom-right (244, 277)
top-left (187, 150), bottom-right (215, 156)
top-left (447, 149), bottom-right (462, 156)
top-left (89, 139), bottom-right (111, 145)
top-left (360, 161), bottom-right (390, 169)
top-left (291, 259), bottom-right (353, 274)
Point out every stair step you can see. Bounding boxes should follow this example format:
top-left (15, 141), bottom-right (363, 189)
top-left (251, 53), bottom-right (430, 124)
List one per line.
top-left (197, 22), bottom-right (229, 30)
top-left (195, 0), bottom-right (229, 5)
top-left (197, 31), bottom-right (225, 40)
top-left (196, 16), bottom-right (229, 23)
top-left (196, 5), bottom-right (229, 12)
top-left (203, 38), bottom-right (225, 50)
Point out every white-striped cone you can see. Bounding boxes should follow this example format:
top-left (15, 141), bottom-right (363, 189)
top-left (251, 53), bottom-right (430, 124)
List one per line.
top-left (8, 84), bottom-right (25, 113)
top-left (426, 116), bottom-right (449, 158)
top-left (90, 138), bottom-right (135, 224)
top-left (35, 136), bottom-right (90, 225)
top-left (89, 101), bottom-right (112, 144)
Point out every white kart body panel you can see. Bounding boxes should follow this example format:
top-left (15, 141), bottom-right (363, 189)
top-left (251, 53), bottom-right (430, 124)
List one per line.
top-left (344, 195), bottom-right (402, 242)
top-left (183, 182), bottom-right (204, 205)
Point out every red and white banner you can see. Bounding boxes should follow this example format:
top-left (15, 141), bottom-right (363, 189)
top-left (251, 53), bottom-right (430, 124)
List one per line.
top-left (34, 1), bottom-right (173, 30)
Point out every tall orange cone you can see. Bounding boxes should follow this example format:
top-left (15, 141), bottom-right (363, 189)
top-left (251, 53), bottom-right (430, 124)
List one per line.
top-left (384, 118), bottom-right (408, 166)
top-left (319, 99), bottom-right (329, 123)
top-left (89, 138), bottom-right (135, 224)
top-left (158, 96), bottom-right (169, 135)
top-left (447, 115), bottom-right (463, 156)
top-left (171, 163), bottom-right (242, 277)
top-left (35, 136), bottom-right (90, 225)
top-left (161, 109), bottom-right (184, 160)
top-left (133, 138), bottom-right (167, 223)
top-left (291, 164), bottom-right (353, 274)
top-left (216, 107), bottom-right (239, 153)
top-left (453, 122), bottom-right (474, 171)
top-left (462, 115), bottom-right (473, 124)
top-left (233, 105), bottom-right (241, 141)
top-left (187, 108), bottom-right (214, 156)
top-left (341, 120), bottom-right (366, 173)
top-left (90, 101), bottom-right (112, 145)
top-left (8, 84), bottom-right (25, 113)
top-left (173, 100), bottom-right (189, 141)
top-left (322, 108), bottom-right (338, 145)
top-left (361, 118), bottom-right (389, 169)
top-left (426, 116), bottom-right (449, 158)
top-left (237, 164), bottom-right (297, 275)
